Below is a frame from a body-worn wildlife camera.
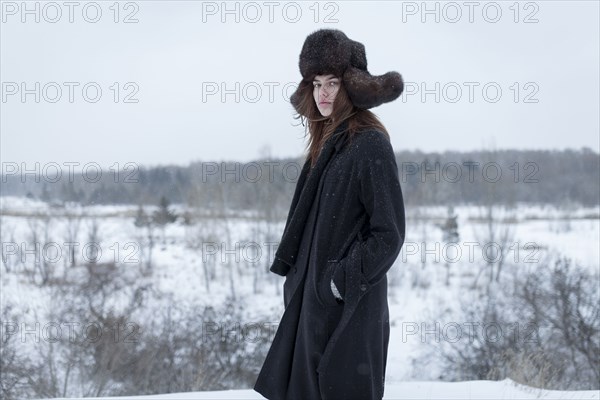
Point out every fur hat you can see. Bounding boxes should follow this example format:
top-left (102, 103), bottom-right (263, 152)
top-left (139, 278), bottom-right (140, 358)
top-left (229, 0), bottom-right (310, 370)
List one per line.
top-left (290, 29), bottom-right (404, 112)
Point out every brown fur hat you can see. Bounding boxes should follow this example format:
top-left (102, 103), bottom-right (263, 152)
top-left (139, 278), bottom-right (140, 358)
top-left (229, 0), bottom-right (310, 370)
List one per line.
top-left (290, 29), bottom-right (404, 112)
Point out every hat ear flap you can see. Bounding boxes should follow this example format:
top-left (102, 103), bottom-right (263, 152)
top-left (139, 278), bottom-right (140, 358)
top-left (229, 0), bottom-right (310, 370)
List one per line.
top-left (343, 67), bottom-right (404, 109)
top-left (290, 87), bottom-right (301, 113)
top-left (290, 80), bottom-right (313, 115)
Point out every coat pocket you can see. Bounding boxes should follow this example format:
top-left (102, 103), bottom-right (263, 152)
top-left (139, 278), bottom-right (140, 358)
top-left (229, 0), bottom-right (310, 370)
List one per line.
top-left (316, 262), bottom-right (344, 308)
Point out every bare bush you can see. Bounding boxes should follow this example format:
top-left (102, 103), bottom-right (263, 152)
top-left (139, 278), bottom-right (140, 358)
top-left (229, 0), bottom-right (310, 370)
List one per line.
top-left (116, 296), bottom-right (273, 396)
top-left (2, 261), bottom-right (274, 398)
top-left (1, 303), bottom-right (37, 400)
top-left (437, 257), bottom-right (599, 390)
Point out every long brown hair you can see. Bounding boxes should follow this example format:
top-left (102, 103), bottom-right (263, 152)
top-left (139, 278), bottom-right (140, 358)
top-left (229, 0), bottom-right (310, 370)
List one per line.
top-left (293, 76), bottom-right (390, 168)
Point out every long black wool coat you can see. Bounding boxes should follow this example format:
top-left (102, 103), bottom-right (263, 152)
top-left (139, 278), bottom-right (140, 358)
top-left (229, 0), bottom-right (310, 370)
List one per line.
top-left (254, 121), bottom-right (406, 400)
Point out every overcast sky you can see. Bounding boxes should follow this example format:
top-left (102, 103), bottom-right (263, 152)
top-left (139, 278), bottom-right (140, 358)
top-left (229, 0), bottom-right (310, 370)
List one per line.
top-left (1, 1), bottom-right (599, 170)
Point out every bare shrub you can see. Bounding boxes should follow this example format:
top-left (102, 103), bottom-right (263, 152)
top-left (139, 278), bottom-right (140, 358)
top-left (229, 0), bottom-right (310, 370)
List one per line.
top-left (436, 257), bottom-right (599, 390)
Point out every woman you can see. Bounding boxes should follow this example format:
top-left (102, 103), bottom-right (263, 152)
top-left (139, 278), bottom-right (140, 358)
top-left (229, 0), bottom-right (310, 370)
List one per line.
top-left (254, 29), bottom-right (406, 400)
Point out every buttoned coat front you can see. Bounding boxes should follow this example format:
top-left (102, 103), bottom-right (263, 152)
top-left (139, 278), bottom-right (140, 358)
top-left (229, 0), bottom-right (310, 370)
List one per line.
top-left (254, 126), bottom-right (406, 400)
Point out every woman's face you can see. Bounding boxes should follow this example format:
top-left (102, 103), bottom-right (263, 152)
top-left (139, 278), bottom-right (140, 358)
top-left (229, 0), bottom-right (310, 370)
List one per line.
top-left (313, 74), bottom-right (340, 117)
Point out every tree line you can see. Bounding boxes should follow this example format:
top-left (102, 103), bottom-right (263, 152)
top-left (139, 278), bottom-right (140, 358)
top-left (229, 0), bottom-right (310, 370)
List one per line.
top-left (2, 148), bottom-right (598, 212)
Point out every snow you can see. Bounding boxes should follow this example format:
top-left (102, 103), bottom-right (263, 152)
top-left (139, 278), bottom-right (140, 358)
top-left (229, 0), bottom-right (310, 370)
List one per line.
top-left (48, 379), bottom-right (600, 400)
top-left (2, 196), bottom-right (599, 399)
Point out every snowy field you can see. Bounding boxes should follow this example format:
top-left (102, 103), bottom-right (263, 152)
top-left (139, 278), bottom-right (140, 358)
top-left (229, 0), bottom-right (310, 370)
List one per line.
top-left (2, 196), bottom-right (599, 399)
top-left (50, 379), bottom-right (600, 400)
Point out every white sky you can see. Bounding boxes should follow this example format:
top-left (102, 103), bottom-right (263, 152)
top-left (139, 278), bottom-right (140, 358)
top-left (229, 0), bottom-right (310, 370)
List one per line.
top-left (1, 1), bottom-right (599, 169)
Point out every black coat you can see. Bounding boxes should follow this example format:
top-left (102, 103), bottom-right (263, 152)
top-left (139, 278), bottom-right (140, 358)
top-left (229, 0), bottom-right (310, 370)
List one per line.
top-left (254, 125), bottom-right (405, 400)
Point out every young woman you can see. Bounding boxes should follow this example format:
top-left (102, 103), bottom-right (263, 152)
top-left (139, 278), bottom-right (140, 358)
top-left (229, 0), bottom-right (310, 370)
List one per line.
top-left (254, 29), bottom-right (406, 400)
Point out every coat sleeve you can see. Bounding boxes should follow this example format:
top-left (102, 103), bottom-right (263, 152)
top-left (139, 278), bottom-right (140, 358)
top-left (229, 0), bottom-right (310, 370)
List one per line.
top-left (352, 131), bottom-right (405, 290)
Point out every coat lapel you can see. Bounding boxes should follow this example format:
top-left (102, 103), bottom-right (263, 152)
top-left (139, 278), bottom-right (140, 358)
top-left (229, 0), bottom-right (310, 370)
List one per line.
top-left (270, 120), bottom-right (349, 276)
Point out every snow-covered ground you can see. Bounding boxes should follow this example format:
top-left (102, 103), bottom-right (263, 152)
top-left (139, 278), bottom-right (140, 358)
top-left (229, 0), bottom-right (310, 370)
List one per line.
top-left (2, 196), bottom-right (599, 398)
top-left (49, 379), bottom-right (600, 400)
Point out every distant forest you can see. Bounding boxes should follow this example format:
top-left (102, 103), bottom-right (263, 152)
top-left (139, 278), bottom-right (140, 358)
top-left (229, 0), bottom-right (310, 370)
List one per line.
top-left (2, 148), bottom-right (598, 215)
